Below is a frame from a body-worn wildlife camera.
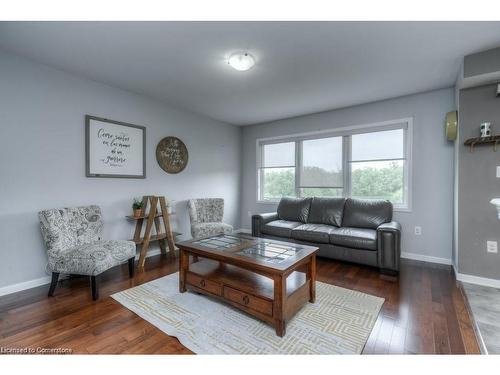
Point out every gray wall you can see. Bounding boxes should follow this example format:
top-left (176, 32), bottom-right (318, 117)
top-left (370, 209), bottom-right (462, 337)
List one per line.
top-left (458, 84), bottom-right (500, 279)
top-left (240, 88), bottom-right (455, 261)
top-left (464, 47), bottom-right (500, 78)
top-left (0, 50), bottom-right (242, 289)
top-left (453, 80), bottom-right (461, 269)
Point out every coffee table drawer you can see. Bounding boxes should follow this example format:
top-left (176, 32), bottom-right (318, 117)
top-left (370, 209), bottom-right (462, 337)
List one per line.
top-left (223, 286), bottom-right (273, 316)
top-left (186, 272), bottom-right (222, 296)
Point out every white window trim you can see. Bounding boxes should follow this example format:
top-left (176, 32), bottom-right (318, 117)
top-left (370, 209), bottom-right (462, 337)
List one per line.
top-left (256, 117), bottom-right (413, 213)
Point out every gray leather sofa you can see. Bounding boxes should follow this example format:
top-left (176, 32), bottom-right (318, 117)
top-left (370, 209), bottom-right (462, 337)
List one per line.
top-left (252, 197), bottom-right (401, 274)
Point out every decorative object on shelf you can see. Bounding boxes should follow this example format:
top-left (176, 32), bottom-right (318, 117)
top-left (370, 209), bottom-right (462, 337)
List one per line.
top-left (445, 111), bottom-right (458, 141)
top-left (132, 198), bottom-right (144, 219)
top-left (464, 135), bottom-right (500, 152)
top-left (156, 136), bottom-right (189, 174)
top-left (480, 122), bottom-right (492, 138)
top-left (490, 199), bottom-right (500, 219)
top-left (86, 115), bottom-right (146, 178)
top-left (126, 195), bottom-right (180, 270)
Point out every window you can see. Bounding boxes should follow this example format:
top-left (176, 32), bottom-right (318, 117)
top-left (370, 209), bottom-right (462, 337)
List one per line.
top-left (259, 142), bottom-right (296, 201)
top-left (299, 137), bottom-right (343, 198)
top-left (257, 119), bottom-right (411, 210)
top-left (350, 129), bottom-right (405, 204)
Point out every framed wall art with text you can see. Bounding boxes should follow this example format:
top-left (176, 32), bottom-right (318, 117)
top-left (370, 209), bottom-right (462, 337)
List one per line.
top-left (85, 115), bottom-right (146, 178)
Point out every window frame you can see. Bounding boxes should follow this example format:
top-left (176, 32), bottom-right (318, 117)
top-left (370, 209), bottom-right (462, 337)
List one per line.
top-left (256, 117), bottom-right (413, 212)
top-left (297, 136), bottom-right (345, 192)
top-left (257, 141), bottom-right (297, 201)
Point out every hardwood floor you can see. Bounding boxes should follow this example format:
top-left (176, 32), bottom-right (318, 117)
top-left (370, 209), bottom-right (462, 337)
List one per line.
top-left (0, 255), bottom-right (480, 354)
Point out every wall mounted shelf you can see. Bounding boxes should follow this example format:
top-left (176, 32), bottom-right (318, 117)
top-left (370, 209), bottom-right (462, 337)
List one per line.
top-left (464, 135), bottom-right (500, 152)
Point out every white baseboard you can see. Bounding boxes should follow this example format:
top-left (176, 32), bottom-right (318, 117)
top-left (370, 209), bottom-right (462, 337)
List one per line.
top-left (456, 272), bottom-right (500, 289)
top-left (400, 251), bottom-right (452, 265)
top-left (0, 247), bottom-right (170, 298)
top-left (235, 228), bottom-right (251, 234)
top-left (138, 248), bottom-right (162, 259)
top-left (0, 275), bottom-right (53, 297)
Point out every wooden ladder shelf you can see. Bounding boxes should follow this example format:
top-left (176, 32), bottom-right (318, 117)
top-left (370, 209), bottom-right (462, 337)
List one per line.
top-left (127, 195), bottom-right (177, 270)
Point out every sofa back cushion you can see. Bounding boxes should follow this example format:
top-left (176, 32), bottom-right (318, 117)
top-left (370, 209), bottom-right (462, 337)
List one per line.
top-left (307, 197), bottom-right (346, 227)
top-left (342, 198), bottom-right (392, 229)
top-left (277, 197), bottom-right (312, 223)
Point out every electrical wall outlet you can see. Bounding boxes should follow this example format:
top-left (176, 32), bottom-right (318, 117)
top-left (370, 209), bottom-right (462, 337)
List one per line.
top-left (487, 241), bottom-right (498, 253)
top-left (247, 211), bottom-right (252, 217)
top-left (496, 166), bottom-right (500, 178)
top-left (414, 226), bottom-right (422, 235)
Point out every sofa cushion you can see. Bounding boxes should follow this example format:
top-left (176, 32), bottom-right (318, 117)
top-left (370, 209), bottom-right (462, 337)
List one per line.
top-left (291, 223), bottom-right (337, 244)
top-left (329, 227), bottom-right (377, 251)
top-left (307, 197), bottom-right (346, 227)
top-left (191, 222), bottom-right (233, 239)
top-left (261, 220), bottom-right (302, 238)
top-left (341, 198), bottom-right (392, 229)
top-left (277, 197), bottom-right (312, 223)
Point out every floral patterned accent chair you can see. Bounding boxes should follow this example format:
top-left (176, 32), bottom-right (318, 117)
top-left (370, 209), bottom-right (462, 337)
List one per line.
top-left (187, 198), bottom-right (233, 239)
top-left (38, 205), bottom-right (136, 300)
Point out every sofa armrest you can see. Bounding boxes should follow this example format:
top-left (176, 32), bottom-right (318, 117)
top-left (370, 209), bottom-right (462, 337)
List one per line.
top-left (252, 212), bottom-right (278, 237)
top-left (376, 221), bottom-right (401, 274)
top-left (378, 221), bottom-right (401, 233)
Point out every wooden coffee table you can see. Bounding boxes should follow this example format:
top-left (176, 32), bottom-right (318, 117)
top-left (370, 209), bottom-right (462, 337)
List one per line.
top-left (176, 234), bottom-right (318, 337)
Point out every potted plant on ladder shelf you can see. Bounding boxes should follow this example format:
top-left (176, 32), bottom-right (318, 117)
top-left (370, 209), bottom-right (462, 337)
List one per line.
top-left (132, 198), bottom-right (144, 219)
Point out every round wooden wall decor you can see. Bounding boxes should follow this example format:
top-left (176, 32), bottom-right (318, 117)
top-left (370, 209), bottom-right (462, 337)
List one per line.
top-left (156, 136), bottom-right (189, 174)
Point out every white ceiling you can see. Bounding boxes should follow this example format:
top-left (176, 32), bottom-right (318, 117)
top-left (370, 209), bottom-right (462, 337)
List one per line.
top-left (1, 21), bottom-right (500, 125)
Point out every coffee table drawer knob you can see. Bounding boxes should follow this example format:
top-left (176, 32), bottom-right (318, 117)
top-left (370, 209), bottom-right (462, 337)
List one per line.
top-left (242, 295), bottom-right (250, 305)
top-left (200, 279), bottom-right (206, 287)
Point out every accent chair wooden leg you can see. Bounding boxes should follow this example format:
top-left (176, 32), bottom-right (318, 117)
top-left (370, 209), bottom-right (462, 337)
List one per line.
top-left (48, 272), bottom-right (59, 297)
top-left (128, 257), bottom-right (135, 278)
top-left (91, 275), bottom-right (99, 301)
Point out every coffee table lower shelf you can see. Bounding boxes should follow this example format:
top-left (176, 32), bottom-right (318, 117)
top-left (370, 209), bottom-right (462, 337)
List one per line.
top-left (179, 258), bottom-right (314, 336)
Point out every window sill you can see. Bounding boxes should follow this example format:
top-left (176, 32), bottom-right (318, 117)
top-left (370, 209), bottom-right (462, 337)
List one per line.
top-left (257, 200), bottom-right (412, 213)
top-left (393, 207), bottom-right (412, 213)
top-left (256, 200), bottom-right (280, 205)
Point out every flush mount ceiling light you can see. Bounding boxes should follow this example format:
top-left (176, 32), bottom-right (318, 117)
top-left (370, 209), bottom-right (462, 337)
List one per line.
top-left (228, 52), bottom-right (255, 71)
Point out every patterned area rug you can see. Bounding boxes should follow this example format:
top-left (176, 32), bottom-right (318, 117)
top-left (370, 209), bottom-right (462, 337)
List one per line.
top-left (112, 273), bottom-right (384, 354)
